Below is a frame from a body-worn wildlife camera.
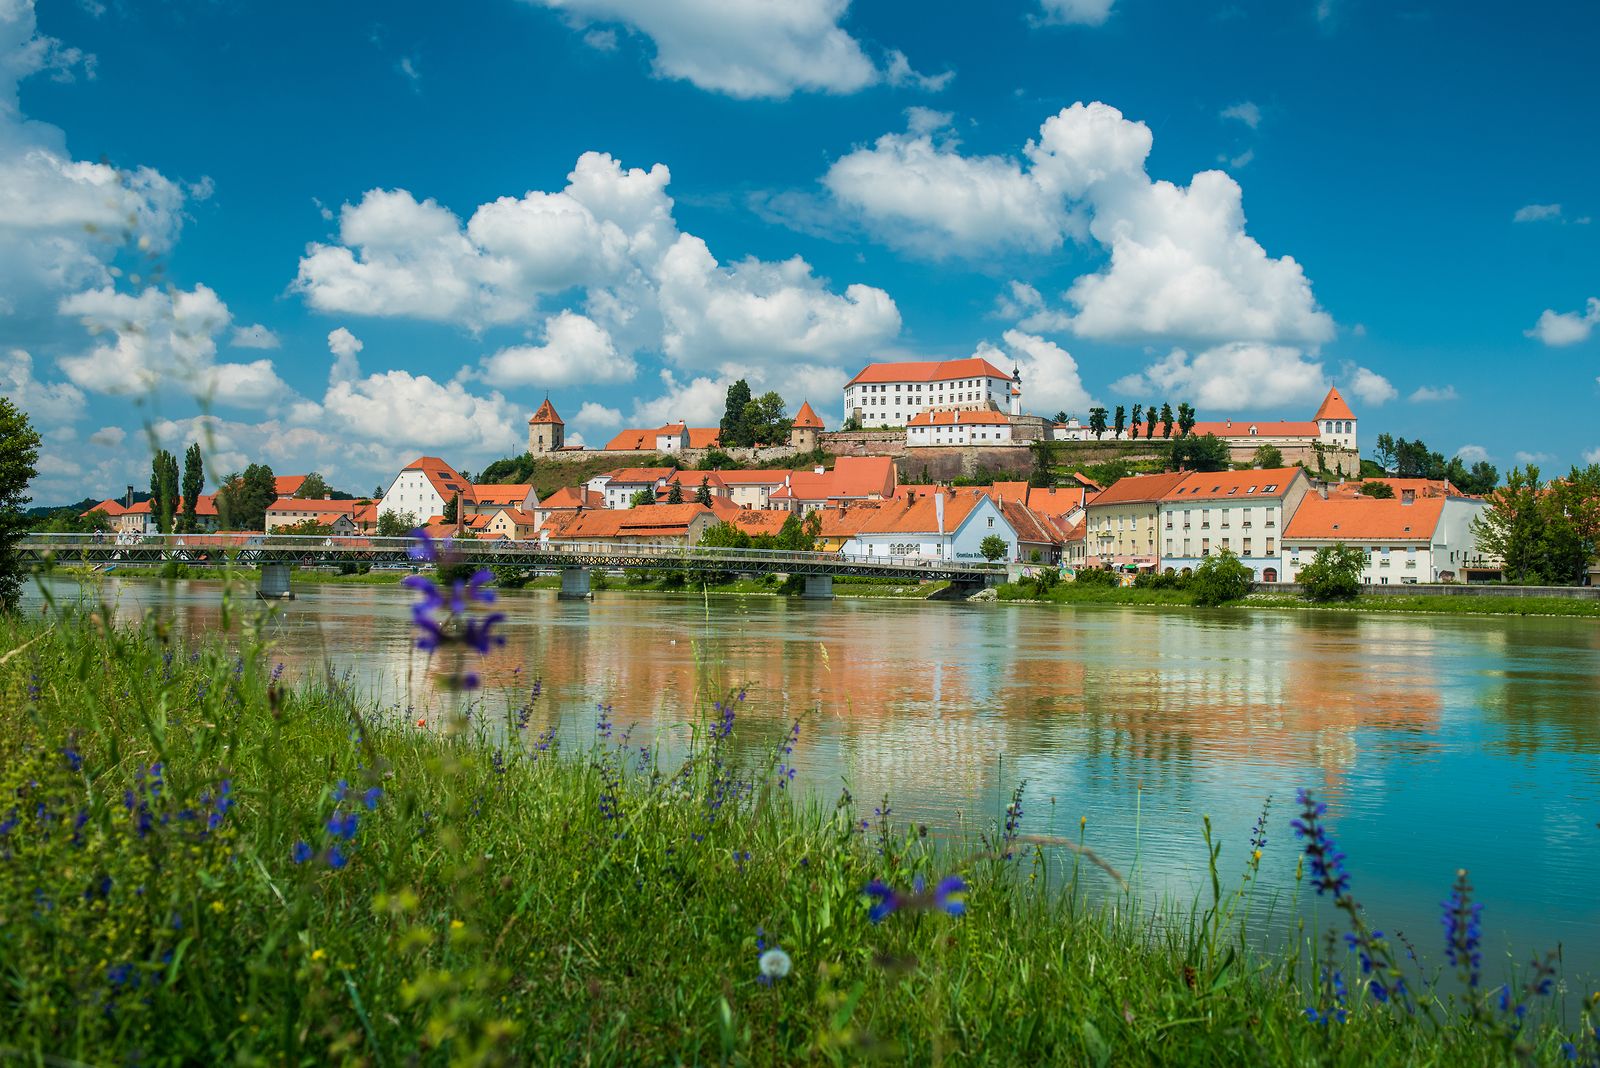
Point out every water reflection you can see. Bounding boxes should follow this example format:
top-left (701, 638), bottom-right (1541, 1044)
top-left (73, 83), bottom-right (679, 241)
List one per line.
top-left (25, 576), bottom-right (1600, 985)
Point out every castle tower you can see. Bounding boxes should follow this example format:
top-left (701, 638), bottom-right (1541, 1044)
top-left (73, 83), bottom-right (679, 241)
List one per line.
top-left (1009, 365), bottom-right (1022, 417)
top-left (789, 400), bottom-right (824, 453)
top-left (1313, 387), bottom-right (1357, 460)
top-left (528, 397), bottom-right (564, 455)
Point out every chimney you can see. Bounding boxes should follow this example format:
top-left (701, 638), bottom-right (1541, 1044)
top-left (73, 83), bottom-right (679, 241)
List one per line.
top-left (814, 465), bottom-right (825, 475)
top-left (907, 490), bottom-right (916, 504)
top-left (126, 485), bottom-right (134, 509)
top-left (934, 491), bottom-right (946, 535)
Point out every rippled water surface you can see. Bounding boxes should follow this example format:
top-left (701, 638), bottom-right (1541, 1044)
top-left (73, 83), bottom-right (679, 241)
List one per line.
top-left (28, 576), bottom-right (1600, 985)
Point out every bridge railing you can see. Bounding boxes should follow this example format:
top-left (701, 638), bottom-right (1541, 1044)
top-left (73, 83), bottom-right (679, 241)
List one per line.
top-left (20, 533), bottom-right (998, 574)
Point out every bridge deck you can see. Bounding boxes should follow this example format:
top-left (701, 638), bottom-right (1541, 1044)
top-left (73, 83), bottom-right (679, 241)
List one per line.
top-left (20, 534), bottom-right (1001, 583)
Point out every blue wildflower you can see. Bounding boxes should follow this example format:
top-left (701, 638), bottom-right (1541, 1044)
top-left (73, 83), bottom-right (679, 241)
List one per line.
top-left (362, 786), bottom-right (382, 810)
top-left (326, 811), bottom-right (359, 840)
top-left (326, 845), bottom-right (348, 870)
top-left (291, 841), bottom-right (313, 864)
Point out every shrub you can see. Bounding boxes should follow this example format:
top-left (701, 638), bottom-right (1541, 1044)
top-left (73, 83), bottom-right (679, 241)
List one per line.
top-left (1297, 544), bottom-right (1366, 601)
top-left (1190, 550), bottom-right (1252, 606)
top-left (1073, 567), bottom-right (1119, 587)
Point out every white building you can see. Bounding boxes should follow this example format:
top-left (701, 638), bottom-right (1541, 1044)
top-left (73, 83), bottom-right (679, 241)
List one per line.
top-left (1282, 494), bottom-right (1487, 584)
top-left (379, 456), bottom-right (473, 522)
top-left (845, 357), bottom-right (1019, 427)
top-left (1156, 467), bottom-right (1311, 583)
top-left (907, 409), bottom-right (1015, 447)
top-left (840, 491), bottom-right (1018, 563)
top-left (595, 468), bottom-right (674, 509)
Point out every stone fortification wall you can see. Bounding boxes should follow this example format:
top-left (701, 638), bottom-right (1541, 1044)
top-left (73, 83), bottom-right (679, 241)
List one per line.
top-left (533, 445), bottom-right (791, 466)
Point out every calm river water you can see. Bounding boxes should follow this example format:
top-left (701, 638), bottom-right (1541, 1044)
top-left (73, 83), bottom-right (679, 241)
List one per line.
top-left (26, 576), bottom-right (1600, 986)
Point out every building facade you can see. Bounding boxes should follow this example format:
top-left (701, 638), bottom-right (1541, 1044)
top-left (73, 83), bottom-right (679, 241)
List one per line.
top-left (906, 409), bottom-right (1015, 447)
top-left (379, 457), bottom-right (472, 522)
top-left (839, 492), bottom-right (1018, 563)
top-left (789, 401), bottom-right (824, 452)
top-left (1156, 468), bottom-right (1310, 582)
top-left (844, 357), bottom-right (1017, 427)
top-left (528, 398), bottom-right (564, 454)
top-left (1282, 495), bottom-right (1486, 584)
top-left (1084, 472), bottom-right (1190, 572)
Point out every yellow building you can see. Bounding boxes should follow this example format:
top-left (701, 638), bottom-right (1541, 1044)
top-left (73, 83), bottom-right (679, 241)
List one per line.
top-left (1083, 471), bottom-right (1189, 572)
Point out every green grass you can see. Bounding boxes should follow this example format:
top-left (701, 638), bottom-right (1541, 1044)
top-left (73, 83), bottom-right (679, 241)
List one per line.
top-left (1246, 592), bottom-right (1600, 618)
top-left (3, 593), bottom-right (1596, 1065)
top-left (995, 580), bottom-right (1196, 607)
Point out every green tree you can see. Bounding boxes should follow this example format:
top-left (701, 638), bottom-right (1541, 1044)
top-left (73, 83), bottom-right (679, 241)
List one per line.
top-left (1252, 444), bottom-right (1284, 469)
top-left (743, 391), bottom-right (791, 446)
top-left (1190, 549), bottom-right (1252, 606)
top-left (1053, 410), bottom-right (1069, 424)
top-left (694, 478), bottom-right (713, 506)
top-left (773, 512), bottom-right (819, 552)
top-left (698, 521), bottom-right (752, 549)
top-left (0, 399), bottom-right (42, 612)
top-left (216, 463), bottom-right (276, 531)
top-left (1472, 466), bottom-right (1549, 583)
top-left (441, 494), bottom-right (459, 523)
top-left (295, 472), bottom-right (331, 499)
top-left (1169, 434), bottom-right (1231, 472)
top-left (720, 379), bottom-right (754, 446)
top-left (979, 534), bottom-right (1009, 562)
top-left (149, 449), bottom-right (179, 534)
top-left (1176, 402), bottom-right (1197, 438)
top-left (1112, 405), bottom-right (1126, 440)
top-left (1372, 433), bottom-right (1397, 475)
top-left (1360, 480), bottom-right (1396, 499)
top-left (1130, 404), bottom-right (1143, 436)
top-left (1029, 441), bottom-right (1055, 488)
top-left (376, 509), bottom-right (417, 538)
top-left (1444, 456), bottom-right (1499, 496)
top-left (629, 489), bottom-right (655, 508)
top-left (1298, 544), bottom-right (1367, 601)
top-left (179, 443), bottom-right (204, 533)
top-left (1145, 400), bottom-right (1158, 439)
top-left (666, 482), bottom-right (684, 504)
top-left (1088, 407), bottom-right (1108, 440)
top-left (1159, 402), bottom-right (1174, 439)
top-left (275, 519), bottom-right (334, 537)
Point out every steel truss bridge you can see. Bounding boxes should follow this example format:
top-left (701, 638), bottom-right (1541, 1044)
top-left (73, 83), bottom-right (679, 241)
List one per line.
top-left (20, 533), bottom-right (1002, 599)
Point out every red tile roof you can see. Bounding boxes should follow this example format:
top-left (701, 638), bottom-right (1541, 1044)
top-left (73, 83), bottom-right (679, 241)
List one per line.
top-left (529, 398), bottom-right (563, 425)
top-left (82, 498), bottom-right (127, 517)
top-left (1328, 478), bottom-right (1463, 500)
top-left (791, 401), bottom-right (824, 428)
top-left (907, 409), bottom-right (1012, 426)
top-left (539, 486), bottom-right (603, 510)
top-left (550, 503), bottom-right (712, 540)
top-left (602, 426), bottom-right (720, 450)
top-left (687, 428), bottom-right (721, 449)
top-left (471, 484), bottom-right (534, 507)
top-left (1313, 387), bottom-right (1356, 422)
top-left (275, 475), bottom-right (306, 497)
top-left (1024, 486), bottom-right (1088, 517)
top-left (1283, 495), bottom-right (1446, 541)
top-left (711, 469), bottom-right (793, 486)
top-left (1087, 471), bottom-right (1190, 506)
top-left (1188, 420), bottom-right (1322, 438)
top-left (266, 499), bottom-right (361, 515)
top-left (772, 456), bottom-right (896, 503)
top-left (847, 357), bottom-right (1012, 387)
top-left (1161, 468), bottom-right (1304, 502)
top-left (852, 492), bottom-right (985, 535)
top-left (607, 467), bottom-right (676, 485)
top-left (124, 494), bottom-right (219, 516)
top-left (402, 456), bottom-right (474, 504)
top-left (728, 509), bottom-right (791, 536)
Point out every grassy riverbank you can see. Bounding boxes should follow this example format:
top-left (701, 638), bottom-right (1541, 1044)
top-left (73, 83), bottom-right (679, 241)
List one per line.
top-left (996, 579), bottom-right (1600, 618)
top-left (2, 607), bottom-right (1596, 1064)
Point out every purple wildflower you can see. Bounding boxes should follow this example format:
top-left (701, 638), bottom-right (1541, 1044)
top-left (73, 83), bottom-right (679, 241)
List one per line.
top-left (325, 810), bottom-right (359, 840)
top-left (291, 841), bottom-right (312, 864)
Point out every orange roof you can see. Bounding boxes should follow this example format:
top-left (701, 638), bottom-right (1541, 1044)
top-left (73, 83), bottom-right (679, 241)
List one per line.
top-left (275, 475), bottom-right (306, 497)
top-left (266, 499), bottom-right (361, 515)
top-left (792, 401), bottom-right (824, 429)
top-left (816, 502), bottom-right (891, 539)
top-left (687, 428), bottom-right (721, 449)
top-left (125, 494), bottom-right (219, 516)
top-left (550, 503), bottom-right (712, 540)
top-left (607, 467), bottom-right (676, 485)
top-left (846, 356), bottom-right (1012, 387)
top-left (539, 486), bottom-right (603, 510)
top-left (1283, 495), bottom-right (1446, 542)
top-left (1087, 471), bottom-right (1189, 507)
top-left (401, 456), bottom-right (474, 504)
top-left (728, 509), bottom-right (791, 536)
top-left (998, 500), bottom-right (1061, 547)
top-left (907, 409), bottom-right (1011, 427)
top-left (666, 470), bottom-right (727, 490)
top-left (1071, 473), bottom-right (1103, 492)
top-left (1162, 468), bottom-right (1304, 501)
top-left (853, 492), bottom-right (986, 535)
top-left (352, 501), bottom-right (379, 526)
top-left (529, 398), bottom-right (563, 425)
top-left (1314, 387), bottom-right (1357, 422)
top-left (602, 426), bottom-right (719, 450)
top-left (603, 428), bottom-right (654, 451)
top-left (82, 498), bottom-right (127, 517)
top-left (712, 469), bottom-right (793, 486)
top-left (1189, 420), bottom-right (1321, 438)
top-left (1328, 478), bottom-right (1463, 500)
top-left (1025, 486), bottom-right (1087, 517)
top-left (493, 508), bottom-right (538, 526)
top-left (472, 483), bottom-right (534, 506)
top-left (829, 456), bottom-right (897, 498)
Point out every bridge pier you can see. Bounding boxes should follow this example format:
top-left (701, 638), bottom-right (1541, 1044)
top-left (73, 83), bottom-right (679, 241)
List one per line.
top-left (558, 567), bottom-right (592, 600)
top-left (257, 562), bottom-right (295, 600)
top-left (801, 574), bottom-right (833, 600)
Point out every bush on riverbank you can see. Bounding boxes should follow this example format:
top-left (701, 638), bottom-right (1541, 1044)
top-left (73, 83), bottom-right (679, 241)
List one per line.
top-left (2, 605), bottom-right (1597, 1064)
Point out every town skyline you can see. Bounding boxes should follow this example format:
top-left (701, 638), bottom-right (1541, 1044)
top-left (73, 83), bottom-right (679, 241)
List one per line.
top-left (4, 0), bottom-right (1598, 505)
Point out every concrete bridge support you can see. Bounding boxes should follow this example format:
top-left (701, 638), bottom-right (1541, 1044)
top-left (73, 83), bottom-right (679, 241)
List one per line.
top-left (802, 574), bottom-right (834, 600)
top-left (558, 567), bottom-right (593, 600)
top-left (257, 562), bottom-right (295, 600)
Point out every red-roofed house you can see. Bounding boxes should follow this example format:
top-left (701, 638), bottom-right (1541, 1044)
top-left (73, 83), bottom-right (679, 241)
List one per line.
top-left (265, 498), bottom-right (364, 533)
top-left (483, 508), bottom-right (539, 541)
top-left (598, 468), bottom-right (676, 509)
top-left (710, 470), bottom-right (794, 509)
top-left (845, 357), bottom-right (1019, 427)
top-left (769, 456), bottom-right (897, 514)
top-left (532, 486), bottom-right (604, 529)
top-left (116, 495), bottom-right (221, 535)
top-left (528, 398), bottom-right (565, 454)
top-left (1084, 472), bottom-right (1191, 572)
top-left (81, 498), bottom-right (128, 520)
top-left (906, 408), bottom-right (1014, 446)
top-left (544, 503), bottom-right (718, 546)
top-left (602, 424), bottom-right (722, 453)
top-left (380, 457), bottom-right (473, 524)
top-left (1282, 492), bottom-right (1485, 584)
top-left (1157, 467), bottom-right (1310, 582)
top-left (274, 475), bottom-right (307, 499)
top-left (467, 484), bottom-right (539, 516)
top-left (838, 490), bottom-right (1018, 562)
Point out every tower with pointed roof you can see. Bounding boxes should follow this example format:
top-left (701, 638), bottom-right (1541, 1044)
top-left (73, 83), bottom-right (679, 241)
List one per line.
top-left (528, 397), bottom-right (564, 455)
top-left (1009, 364), bottom-right (1022, 417)
top-left (789, 400), bottom-right (824, 453)
top-left (1313, 387), bottom-right (1357, 460)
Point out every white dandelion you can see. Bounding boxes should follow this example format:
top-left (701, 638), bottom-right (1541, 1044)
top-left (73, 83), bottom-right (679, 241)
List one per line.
top-left (758, 948), bottom-right (792, 982)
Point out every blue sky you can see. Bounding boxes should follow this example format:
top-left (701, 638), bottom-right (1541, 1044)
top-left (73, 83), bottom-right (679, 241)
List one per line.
top-left (3, 0), bottom-right (1597, 503)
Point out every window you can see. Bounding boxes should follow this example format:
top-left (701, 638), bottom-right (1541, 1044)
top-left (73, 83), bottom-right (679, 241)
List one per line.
top-left (987, 517), bottom-right (995, 528)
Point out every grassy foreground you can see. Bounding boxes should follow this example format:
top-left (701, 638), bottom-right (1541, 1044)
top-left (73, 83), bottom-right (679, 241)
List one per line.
top-left (997, 579), bottom-right (1600, 618)
top-left (2, 603), bottom-right (1597, 1065)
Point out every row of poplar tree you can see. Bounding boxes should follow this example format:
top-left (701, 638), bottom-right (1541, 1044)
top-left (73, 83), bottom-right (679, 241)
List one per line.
top-left (145, 444), bottom-right (206, 535)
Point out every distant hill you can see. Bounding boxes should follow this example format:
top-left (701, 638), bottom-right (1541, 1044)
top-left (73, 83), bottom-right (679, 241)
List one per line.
top-left (25, 493), bottom-right (150, 518)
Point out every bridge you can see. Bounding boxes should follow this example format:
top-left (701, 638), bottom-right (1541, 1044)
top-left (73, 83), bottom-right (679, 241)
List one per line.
top-left (19, 533), bottom-right (1004, 601)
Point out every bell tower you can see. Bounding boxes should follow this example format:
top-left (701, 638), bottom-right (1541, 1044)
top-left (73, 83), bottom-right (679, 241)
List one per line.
top-left (528, 397), bottom-right (564, 455)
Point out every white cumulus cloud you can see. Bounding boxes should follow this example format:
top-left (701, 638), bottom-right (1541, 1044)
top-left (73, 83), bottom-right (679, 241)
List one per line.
top-left (1525, 297), bottom-right (1599, 347)
top-left (1112, 342), bottom-right (1328, 411)
top-left (1220, 101), bottom-right (1261, 129)
top-left (328, 326), bottom-right (363, 384)
top-left (1036, 0), bottom-right (1115, 26)
top-left (1454, 444), bottom-right (1489, 463)
top-left (1345, 365), bottom-right (1396, 406)
top-left (828, 101), bottom-right (1334, 348)
top-left (520, 0), bottom-right (941, 99)
top-left (230, 324), bottom-right (280, 349)
top-left (481, 310), bottom-right (635, 386)
top-left (2, 348), bottom-right (85, 423)
top-left (1512, 203), bottom-right (1561, 223)
top-left (1409, 384), bottom-right (1459, 403)
top-left (975, 330), bottom-right (1095, 416)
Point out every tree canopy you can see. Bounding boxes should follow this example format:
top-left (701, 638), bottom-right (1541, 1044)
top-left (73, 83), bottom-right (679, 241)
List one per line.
top-left (0, 399), bottom-right (42, 612)
top-left (1169, 434), bottom-right (1231, 472)
top-left (295, 472), bottom-right (331, 499)
top-left (216, 464), bottom-right (276, 531)
top-left (1252, 444), bottom-right (1284, 469)
top-left (1190, 549), bottom-right (1252, 606)
top-left (1298, 544), bottom-right (1367, 601)
top-left (1472, 464), bottom-right (1600, 585)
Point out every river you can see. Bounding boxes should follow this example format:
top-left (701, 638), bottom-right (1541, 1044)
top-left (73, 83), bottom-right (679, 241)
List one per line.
top-left (24, 575), bottom-right (1600, 987)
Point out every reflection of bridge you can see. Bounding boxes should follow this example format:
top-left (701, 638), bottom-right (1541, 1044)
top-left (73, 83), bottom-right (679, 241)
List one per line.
top-left (20, 534), bottom-right (1001, 601)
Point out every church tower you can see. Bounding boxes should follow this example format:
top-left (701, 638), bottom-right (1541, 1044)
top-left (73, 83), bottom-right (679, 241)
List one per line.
top-left (528, 397), bottom-right (564, 455)
top-left (789, 400), bottom-right (824, 453)
top-left (1009, 365), bottom-right (1022, 417)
